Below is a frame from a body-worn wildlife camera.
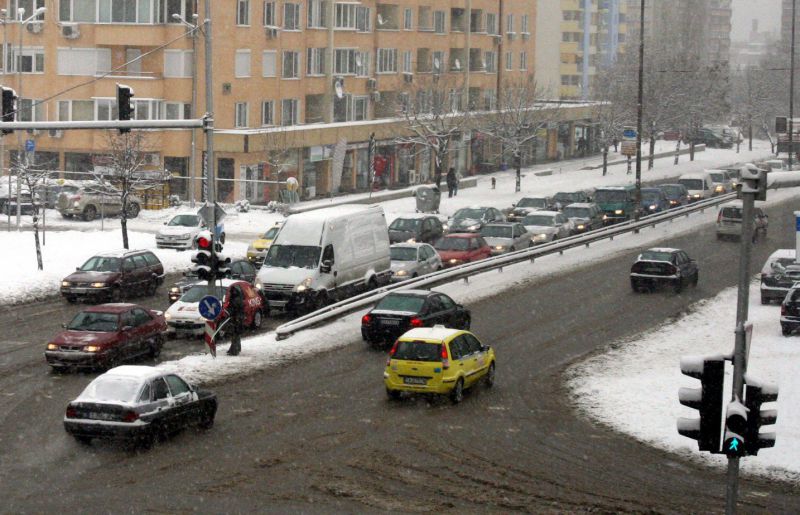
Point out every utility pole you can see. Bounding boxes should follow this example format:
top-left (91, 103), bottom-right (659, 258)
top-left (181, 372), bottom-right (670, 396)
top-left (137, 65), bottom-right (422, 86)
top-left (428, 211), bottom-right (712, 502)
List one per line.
top-left (202, 0), bottom-right (216, 287)
top-left (1, 8), bottom-right (7, 231)
top-left (789, 0), bottom-right (796, 170)
top-left (172, 11), bottom-right (200, 207)
top-left (634, 0), bottom-right (645, 223)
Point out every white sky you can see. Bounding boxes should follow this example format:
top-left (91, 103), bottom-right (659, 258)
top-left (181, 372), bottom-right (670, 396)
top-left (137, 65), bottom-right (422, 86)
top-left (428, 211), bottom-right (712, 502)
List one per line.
top-left (732, 0), bottom-right (782, 41)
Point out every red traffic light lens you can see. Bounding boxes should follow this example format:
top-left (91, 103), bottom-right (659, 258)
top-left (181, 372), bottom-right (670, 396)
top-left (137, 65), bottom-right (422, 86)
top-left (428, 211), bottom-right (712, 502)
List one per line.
top-left (197, 236), bottom-right (211, 249)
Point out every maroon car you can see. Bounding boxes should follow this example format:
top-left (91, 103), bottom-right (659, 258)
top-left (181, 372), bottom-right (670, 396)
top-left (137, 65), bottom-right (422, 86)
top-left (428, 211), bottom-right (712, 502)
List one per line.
top-left (60, 249), bottom-right (165, 303)
top-left (433, 233), bottom-right (492, 268)
top-left (45, 303), bottom-right (167, 372)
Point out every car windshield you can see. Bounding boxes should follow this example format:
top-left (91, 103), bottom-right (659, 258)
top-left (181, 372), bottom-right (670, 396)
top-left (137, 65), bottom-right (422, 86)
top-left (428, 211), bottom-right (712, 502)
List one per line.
top-left (594, 190), bottom-right (628, 202)
top-left (639, 251), bottom-right (674, 262)
top-left (375, 294), bottom-right (426, 312)
top-left (481, 226), bottom-right (513, 238)
top-left (80, 375), bottom-right (142, 403)
top-left (67, 311), bottom-right (119, 332)
top-left (453, 208), bottom-right (485, 220)
top-left (390, 247), bottom-right (418, 261)
top-left (262, 226), bottom-right (281, 239)
top-left (434, 237), bottom-right (470, 251)
top-left (168, 214), bottom-right (200, 227)
top-left (522, 215), bottom-right (555, 226)
top-left (264, 245), bottom-right (321, 269)
top-left (660, 185), bottom-right (683, 197)
top-left (554, 192), bottom-right (580, 203)
top-left (393, 341), bottom-right (441, 362)
top-left (709, 173), bottom-right (725, 182)
top-left (389, 218), bottom-right (421, 231)
top-left (80, 256), bottom-right (121, 272)
top-left (679, 179), bottom-right (704, 190)
top-left (180, 285), bottom-right (227, 303)
top-left (563, 207), bottom-right (591, 218)
top-left (641, 191), bottom-right (661, 201)
top-left (517, 198), bottom-right (546, 209)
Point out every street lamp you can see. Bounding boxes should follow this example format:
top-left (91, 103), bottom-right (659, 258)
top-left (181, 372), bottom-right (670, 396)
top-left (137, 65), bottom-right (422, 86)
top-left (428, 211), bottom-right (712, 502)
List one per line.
top-left (172, 13), bottom-right (200, 207)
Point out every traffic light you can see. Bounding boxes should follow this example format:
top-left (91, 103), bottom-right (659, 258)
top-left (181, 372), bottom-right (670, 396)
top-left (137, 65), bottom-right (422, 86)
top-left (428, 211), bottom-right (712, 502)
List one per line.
top-left (192, 230), bottom-right (214, 281)
top-left (116, 83), bottom-right (134, 133)
top-left (1, 86), bottom-right (17, 135)
top-left (214, 241), bottom-right (232, 279)
top-left (738, 164), bottom-right (767, 202)
top-left (723, 400), bottom-right (748, 458)
top-left (743, 377), bottom-right (778, 456)
top-left (677, 355), bottom-right (725, 453)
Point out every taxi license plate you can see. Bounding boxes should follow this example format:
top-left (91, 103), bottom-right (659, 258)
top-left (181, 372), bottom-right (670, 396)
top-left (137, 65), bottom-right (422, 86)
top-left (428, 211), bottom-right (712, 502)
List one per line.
top-left (381, 319), bottom-right (400, 326)
top-left (403, 376), bottom-right (426, 385)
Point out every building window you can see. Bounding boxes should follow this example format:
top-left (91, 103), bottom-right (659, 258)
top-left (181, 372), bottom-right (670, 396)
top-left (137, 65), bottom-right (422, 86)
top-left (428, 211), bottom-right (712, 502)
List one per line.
top-left (235, 102), bottom-right (249, 127)
top-left (17, 98), bottom-right (44, 122)
top-left (95, 98), bottom-right (116, 121)
top-left (261, 100), bottom-right (274, 125)
top-left (334, 48), bottom-right (356, 75)
top-left (335, 2), bottom-right (356, 29)
top-left (432, 50), bottom-right (444, 73)
top-left (520, 51), bottom-right (528, 71)
top-left (57, 47), bottom-right (111, 75)
top-left (506, 14), bottom-right (514, 33)
top-left (484, 51), bottom-right (496, 73)
top-left (376, 48), bottom-right (397, 73)
top-left (281, 98), bottom-right (298, 126)
top-left (164, 102), bottom-right (190, 120)
top-left (505, 51), bottom-right (513, 71)
top-left (235, 50), bottom-right (251, 77)
top-left (520, 14), bottom-right (529, 35)
top-left (282, 51), bottom-right (300, 78)
top-left (355, 51), bottom-right (370, 76)
top-left (284, 2), bottom-right (301, 30)
top-left (355, 5), bottom-right (371, 32)
top-left (307, 47), bottom-right (326, 75)
top-left (402, 50), bottom-right (412, 73)
top-left (483, 89), bottom-right (496, 111)
top-left (403, 8), bottom-right (412, 30)
top-left (486, 13), bottom-right (497, 34)
top-left (434, 11), bottom-right (445, 33)
top-left (263, 0), bottom-right (276, 25)
top-left (308, 0), bottom-right (327, 28)
top-left (237, 0), bottom-right (250, 25)
top-left (9, 46), bottom-right (44, 74)
top-left (353, 96), bottom-right (368, 121)
top-left (163, 49), bottom-right (193, 78)
top-left (262, 50), bottom-right (277, 76)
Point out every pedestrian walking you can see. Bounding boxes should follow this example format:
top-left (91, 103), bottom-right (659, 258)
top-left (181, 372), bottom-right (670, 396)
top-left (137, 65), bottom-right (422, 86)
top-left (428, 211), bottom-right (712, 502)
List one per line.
top-left (612, 137), bottom-right (619, 152)
top-left (226, 285), bottom-right (245, 356)
top-left (446, 167), bottom-right (457, 198)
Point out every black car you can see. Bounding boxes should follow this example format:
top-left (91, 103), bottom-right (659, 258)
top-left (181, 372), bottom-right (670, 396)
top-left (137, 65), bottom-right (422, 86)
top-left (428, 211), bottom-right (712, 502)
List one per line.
top-left (361, 290), bottom-right (471, 346)
top-left (388, 215), bottom-right (444, 244)
top-left (659, 184), bottom-right (691, 208)
top-left (506, 197), bottom-right (555, 222)
top-left (553, 190), bottom-right (592, 207)
top-left (448, 207), bottom-right (505, 233)
top-left (781, 286), bottom-right (800, 335)
top-left (168, 259), bottom-right (257, 303)
top-left (760, 251), bottom-right (800, 304)
top-left (630, 248), bottom-right (699, 293)
top-left (562, 203), bottom-right (604, 233)
top-left (63, 365), bottom-right (217, 448)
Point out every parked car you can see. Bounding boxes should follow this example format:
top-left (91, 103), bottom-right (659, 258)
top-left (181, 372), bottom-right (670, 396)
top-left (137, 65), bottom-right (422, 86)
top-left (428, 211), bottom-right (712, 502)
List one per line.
top-left (246, 221), bottom-right (283, 265)
top-left (384, 326), bottom-right (495, 403)
top-left (640, 188), bottom-right (671, 214)
top-left (389, 243), bottom-right (442, 282)
top-left (760, 249), bottom-right (800, 304)
top-left (553, 190), bottom-right (592, 207)
top-left (61, 250), bottom-right (165, 303)
top-left (594, 185), bottom-right (637, 224)
top-left (706, 169), bottom-right (733, 195)
top-left (165, 280), bottom-right (265, 338)
top-left (57, 185), bottom-right (143, 221)
top-left (678, 171), bottom-right (716, 202)
top-left (480, 222), bottom-right (531, 255)
top-left (448, 206), bottom-right (505, 232)
top-left (156, 213), bottom-right (226, 250)
top-left (36, 183), bottom-right (79, 209)
top-left (780, 286), bottom-right (800, 335)
top-left (521, 211), bottom-right (572, 244)
top-left (433, 233), bottom-right (492, 268)
top-left (388, 214), bottom-right (444, 244)
top-left (168, 259), bottom-right (258, 303)
top-left (562, 203), bottom-right (604, 233)
top-left (689, 127), bottom-right (732, 149)
top-left (716, 201), bottom-right (768, 241)
top-left (361, 290), bottom-right (470, 346)
top-left (658, 184), bottom-right (691, 208)
top-left (0, 192), bottom-right (38, 215)
top-left (506, 197), bottom-right (556, 222)
top-left (63, 365), bottom-right (217, 447)
top-left (45, 304), bottom-right (167, 371)
top-left (630, 247), bottom-right (699, 293)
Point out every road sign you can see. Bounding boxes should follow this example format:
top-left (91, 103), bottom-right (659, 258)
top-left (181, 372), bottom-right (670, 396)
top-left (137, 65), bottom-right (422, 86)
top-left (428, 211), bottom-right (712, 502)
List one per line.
top-left (197, 202), bottom-right (226, 227)
top-left (623, 127), bottom-right (637, 140)
top-left (621, 140), bottom-right (638, 156)
top-left (25, 139), bottom-right (34, 152)
top-left (198, 295), bottom-right (222, 320)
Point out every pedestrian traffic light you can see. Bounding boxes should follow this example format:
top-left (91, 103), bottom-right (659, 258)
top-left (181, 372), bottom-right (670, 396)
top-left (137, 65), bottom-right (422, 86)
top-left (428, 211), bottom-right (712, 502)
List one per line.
top-left (677, 355), bottom-right (725, 453)
top-left (743, 376), bottom-right (778, 456)
top-left (723, 400), bottom-right (748, 458)
top-left (116, 83), bottom-right (134, 133)
top-left (192, 230), bottom-right (214, 281)
top-left (1, 86), bottom-right (17, 134)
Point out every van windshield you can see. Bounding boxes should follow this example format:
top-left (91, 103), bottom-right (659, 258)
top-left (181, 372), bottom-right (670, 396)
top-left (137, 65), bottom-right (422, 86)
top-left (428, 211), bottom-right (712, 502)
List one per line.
top-left (679, 179), bottom-right (704, 190)
top-left (594, 190), bottom-right (628, 202)
top-left (264, 245), bottom-right (321, 269)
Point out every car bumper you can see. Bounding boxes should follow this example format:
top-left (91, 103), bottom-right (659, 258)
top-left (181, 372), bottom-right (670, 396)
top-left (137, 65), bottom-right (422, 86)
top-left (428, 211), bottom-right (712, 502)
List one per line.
top-left (263, 289), bottom-right (309, 311)
top-left (390, 274), bottom-right (413, 283)
top-left (384, 374), bottom-right (455, 395)
top-left (58, 206), bottom-right (83, 216)
top-left (167, 320), bottom-right (206, 336)
top-left (761, 284), bottom-right (790, 301)
top-left (60, 286), bottom-right (111, 299)
top-left (156, 238), bottom-right (193, 250)
top-left (64, 418), bottom-right (151, 441)
top-left (362, 325), bottom-right (407, 343)
top-left (44, 350), bottom-right (108, 369)
top-left (780, 316), bottom-right (800, 326)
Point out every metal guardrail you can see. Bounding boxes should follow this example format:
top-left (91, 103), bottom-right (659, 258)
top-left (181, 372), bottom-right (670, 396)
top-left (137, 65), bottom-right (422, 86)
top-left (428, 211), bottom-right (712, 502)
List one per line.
top-left (274, 192), bottom-right (740, 339)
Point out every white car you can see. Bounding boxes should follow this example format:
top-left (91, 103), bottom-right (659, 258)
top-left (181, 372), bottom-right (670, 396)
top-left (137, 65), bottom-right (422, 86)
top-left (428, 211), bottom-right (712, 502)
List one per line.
top-left (521, 211), bottom-right (572, 244)
top-left (156, 213), bottom-right (225, 250)
top-left (389, 243), bottom-right (442, 282)
top-left (480, 222), bottom-right (531, 255)
top-left (164, 281), bottom-right (231, 337)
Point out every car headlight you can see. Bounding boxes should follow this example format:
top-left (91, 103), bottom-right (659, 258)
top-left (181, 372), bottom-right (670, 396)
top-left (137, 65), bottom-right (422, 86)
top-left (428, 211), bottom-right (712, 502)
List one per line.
top-left (449, 258), bottom-right (460, 264)
top-left (170, 286), bottom-right (180, 293)
top-left (255, 282), bottom-right (263, 290)
top-left (495, 245), bottom-right (506, 251)
top-left (467, 225), bottom-right (480, 231)
top-left (84, 345), bottom-right (100, 353)
top-left (576, 224), bottom-right (585, 230)
top-left (73, 200), bottom-right (79, 207)
top-left (47, 343), bottom-right (58, 350)
top-left (90, 282), bottom-right (106, 288)
top-left (693, 194), bottom-right (701, 198)
top-left (295, 277), bottom-right (313, 292)
top-left (649, 205), bottom-right (657, 210)
top-left (669, 200), bottom-right (677, 205)
top-left (602, 214), bottom-right (608, 220)
top-left (61, 281), bottom-right (71, 287)
top-left (164, 312), bottom-right (172, 320)
top-left (715, 185), bottom-right (724, 192)
top-left (614, 209), bottom-right (623, 215)
top-left (395, 269), bottom-right (408, 276)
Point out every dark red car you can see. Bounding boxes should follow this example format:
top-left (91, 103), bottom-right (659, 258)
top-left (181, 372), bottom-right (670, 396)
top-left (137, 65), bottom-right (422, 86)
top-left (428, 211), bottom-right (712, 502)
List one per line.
top-left (45, 303), bottom-right (167, 371)
top-left (433, 233), bottom-right (492, 268)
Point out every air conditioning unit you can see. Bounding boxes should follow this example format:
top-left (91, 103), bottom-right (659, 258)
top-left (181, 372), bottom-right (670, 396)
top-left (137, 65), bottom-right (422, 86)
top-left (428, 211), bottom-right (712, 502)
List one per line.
top-left (367, 78), bottom-right (377, 90)
top-left (265, 26), bottom-right (278, 38)
top-left (370, 91), bottom-right (381, 102)
top-left (26, 22), bottom-right (42, 34)
top-left (49, 129), bottom-right (63, 138)
top-left (61, 24), bottom-right (80, 39)
top-left (403, 72), bottom-right (413, 84)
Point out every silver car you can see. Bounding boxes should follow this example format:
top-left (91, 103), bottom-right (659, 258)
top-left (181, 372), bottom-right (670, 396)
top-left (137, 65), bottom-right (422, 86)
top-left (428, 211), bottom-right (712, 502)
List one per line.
top-left (389, 243), bottom-right (442, 282)
top-left (521, 211), bottom-right (572, 244)
top-left (707, 169), bottom-right (733, 195)
top-left (480, 223), bottom-right (531, 255)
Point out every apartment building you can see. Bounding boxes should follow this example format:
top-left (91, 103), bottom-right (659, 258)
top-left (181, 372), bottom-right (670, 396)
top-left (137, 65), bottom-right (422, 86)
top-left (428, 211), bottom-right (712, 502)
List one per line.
top-left (2, 0), bottom-right (595, 203)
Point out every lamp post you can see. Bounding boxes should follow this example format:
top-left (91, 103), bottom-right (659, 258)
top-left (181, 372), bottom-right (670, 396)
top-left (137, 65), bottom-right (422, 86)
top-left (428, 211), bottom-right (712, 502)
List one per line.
top-left (172, 13), bottom-right (200, 207)
top-left (14, 5), bottom-right (45, 229)
top-left (1, 8), bottom-right (8, 231)
top-left (634, 0), bottom-right (644, 223)
top-left (789, 0), bottom-right (796, 170)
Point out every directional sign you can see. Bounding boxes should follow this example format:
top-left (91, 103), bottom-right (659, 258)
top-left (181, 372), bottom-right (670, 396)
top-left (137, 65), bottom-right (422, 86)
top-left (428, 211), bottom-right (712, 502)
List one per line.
top-left (622, 127), bottom-right (637, 140)
top-left (198, 295), bottom-right (222, 321)
top-left (25, 139), bottom-right (34, 152)
top-left (197, 202), bottom-right (226, 227)
top-left (620, 140), bottom-right (638, 157)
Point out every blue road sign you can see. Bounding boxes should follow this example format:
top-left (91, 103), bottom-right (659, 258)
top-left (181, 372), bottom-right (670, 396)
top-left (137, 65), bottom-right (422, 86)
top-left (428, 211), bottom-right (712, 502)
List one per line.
top-left (622, 128), bottom-right (637, 139)
top-left (198, 295), bottom-right (222, 320)
top-left (795, 212), bottom-right (800, 232)
top-left (25, 139), bottom-right (34, 152)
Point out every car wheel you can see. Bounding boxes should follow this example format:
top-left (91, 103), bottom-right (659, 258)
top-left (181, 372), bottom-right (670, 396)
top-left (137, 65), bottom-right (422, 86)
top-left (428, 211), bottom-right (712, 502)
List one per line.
top-left (782, 325), bottom-right (792, 337)
top-left (485, 362), bottom-right (496, 388)
top-left (386, 388), bottom-right (401, 401)
top-left (126, 202), bottom-right (140, 218)
top-left (251, 309), bottom-right (263, 330)
top-left (692, 271), bottom-right (699, 287)
top-left (50, 365), bottom-right (68, 374)
top-left (83, 205), bottom-right (97, 222)
top-left (630, 280), bottom-right (640, 293)
top-left (146, 278), bottom-right (158, 296)
top-left (149, 335), bottom-right (164, 358)
top-left (761, 296), bottom-right (770, 305)
top-left (61, 213), bottom-right (73, 219)
top-left (509, 246), bottom-right (516, 252)
top-left (73, 435), bottom-right (92, 446)
top-left (450, 378), bottom-right (464, 404)
top-left (198, 408), bottom-right (215, 430)
top-left (674, 277), bottom-right (684, 294)
top-left (220, 233), bottom-right (226, 244)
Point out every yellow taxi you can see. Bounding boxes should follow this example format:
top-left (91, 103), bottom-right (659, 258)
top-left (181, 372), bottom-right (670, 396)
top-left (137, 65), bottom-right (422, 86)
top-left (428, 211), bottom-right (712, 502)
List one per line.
top-left (246, 222), bottom-right (283, 265)
top-left (384, 325), bottom-right (495, 403)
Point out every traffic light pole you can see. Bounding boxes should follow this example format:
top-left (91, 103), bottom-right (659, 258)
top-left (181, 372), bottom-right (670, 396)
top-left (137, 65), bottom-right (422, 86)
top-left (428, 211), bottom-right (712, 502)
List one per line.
top-left (202, 0), bottom-right (217, 288)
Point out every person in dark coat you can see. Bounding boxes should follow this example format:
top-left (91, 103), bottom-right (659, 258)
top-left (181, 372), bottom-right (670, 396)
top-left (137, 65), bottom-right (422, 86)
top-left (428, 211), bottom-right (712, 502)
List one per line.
top-left (446, 167), bottom-right (457, 198)
top-left (226, 285), bottom-right (245, 356)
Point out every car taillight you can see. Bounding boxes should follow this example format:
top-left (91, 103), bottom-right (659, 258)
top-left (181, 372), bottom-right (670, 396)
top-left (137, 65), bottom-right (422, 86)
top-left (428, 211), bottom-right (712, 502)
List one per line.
top-left (121, 410), bottom-right (139, 423)
top-left (361, 314), bottom-right (371, 326)
top-left (441, 344), bottom-right (450, 369)
top-left (65, 406), bottom-right (77, 418)
top-left (386, 340), bottom-right (398, 366)
top-left (781, 304), bottom-right (787, 316)
top-left (409, 317), bottom-right (423, 328)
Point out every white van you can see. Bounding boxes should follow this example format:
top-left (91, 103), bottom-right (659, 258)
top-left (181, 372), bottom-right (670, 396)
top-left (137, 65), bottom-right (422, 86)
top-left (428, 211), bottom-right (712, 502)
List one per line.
top-left (678, 171), bottom-right (715, 202)
top-left (255, 204), bottom-right (392, 313)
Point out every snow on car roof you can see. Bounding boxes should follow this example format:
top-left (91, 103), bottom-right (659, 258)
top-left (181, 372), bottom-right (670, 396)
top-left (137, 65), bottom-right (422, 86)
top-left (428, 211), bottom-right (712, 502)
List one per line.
top-left (400, 326), bottom-right (464, 342)
top-left (564, 202), bottom-right (595, 208)
top-left (646, 247), bottom-right (680, 253)
top-left (391, 212), bottom-right (437, 220)
top-left (525, 210), bottom-right (560, 217)
top-left (385, 289), bottom-right (434, 297)
top-left (768, 249), bottom-right (795, 260)
top-left (103, 365), bottom-right (164, 381)
top-left (84, 303), bottom-right (138, 313)
top-left (721, 200), bottom-right (744, 208)
top-left (679, 172), bottom-right (709, 179)
top-left (95, 249), bottom-right (150, 258)
top-left (391, 242), bottom-right (430, 249)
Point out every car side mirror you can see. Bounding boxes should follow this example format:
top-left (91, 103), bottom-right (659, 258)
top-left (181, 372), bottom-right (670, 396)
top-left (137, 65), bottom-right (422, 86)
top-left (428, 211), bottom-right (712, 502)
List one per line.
top-left (320, 260), bottom-right (332, 273)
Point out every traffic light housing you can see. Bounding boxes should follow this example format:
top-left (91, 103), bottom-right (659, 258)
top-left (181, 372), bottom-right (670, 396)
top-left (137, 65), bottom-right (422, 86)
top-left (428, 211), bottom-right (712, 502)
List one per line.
top-left (723, 400), bottom-right (748, 458)
top-left (1, 86), bottom-right (17, 135)
top-left (214, 241), bottom-right (232, 279)
top-left (738, 164), bottom-right (767, 202)
top-left (677, 355), bottom-right (725, 453)
top-left (192, 230), bottom-right (214, 281)
top-left (743, 376), bottom-right (778, 456)
top-left (116, 83), bottom-right (134, 133)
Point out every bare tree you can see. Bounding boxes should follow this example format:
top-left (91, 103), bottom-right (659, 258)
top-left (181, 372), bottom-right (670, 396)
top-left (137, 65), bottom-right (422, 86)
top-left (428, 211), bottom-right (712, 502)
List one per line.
top-left (13, 155), bottom-right (51, 270)
top-left (592, 64), bottom-right (634, 175)
top-left (255, 126), bottom-right (304, 203)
